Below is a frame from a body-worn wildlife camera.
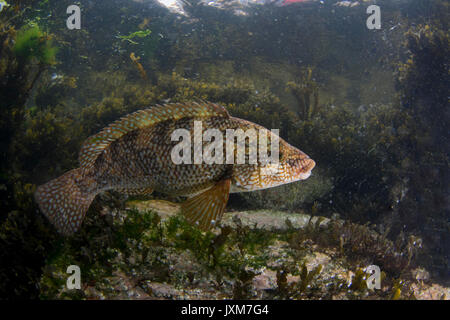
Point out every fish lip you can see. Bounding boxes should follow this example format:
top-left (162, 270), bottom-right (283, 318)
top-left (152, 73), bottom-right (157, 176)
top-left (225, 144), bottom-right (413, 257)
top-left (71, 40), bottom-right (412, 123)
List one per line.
top-left (306, 158), bottom-right (316, 171)
top-left (299, 171), bottom-right (312, 180)
top-left (298, 158), bottom-right (315, 180)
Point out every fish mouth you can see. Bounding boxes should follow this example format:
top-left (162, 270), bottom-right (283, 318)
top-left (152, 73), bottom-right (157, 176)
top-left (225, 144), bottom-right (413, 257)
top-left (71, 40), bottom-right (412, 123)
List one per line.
top-left (298, 158), bottom-right (315, 180)
top-left (299, 171), bottom-right (312, 180)
top-left (305, 158), bottom-right (316, 172)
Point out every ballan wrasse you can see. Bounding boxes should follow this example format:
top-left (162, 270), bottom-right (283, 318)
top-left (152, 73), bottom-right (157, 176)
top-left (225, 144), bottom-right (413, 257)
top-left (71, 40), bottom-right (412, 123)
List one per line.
top-left (35, 101), bottom-right (315, 235)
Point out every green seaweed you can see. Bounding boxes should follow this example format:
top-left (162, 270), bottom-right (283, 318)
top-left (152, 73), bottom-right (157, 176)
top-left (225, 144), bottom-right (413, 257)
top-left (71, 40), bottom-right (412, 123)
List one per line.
top-left (286, 68), bottom-right (320, 120)
top-left (13, 24), bottom-right (57, 65)
top-left (117, 29), bottom-right (151, 45)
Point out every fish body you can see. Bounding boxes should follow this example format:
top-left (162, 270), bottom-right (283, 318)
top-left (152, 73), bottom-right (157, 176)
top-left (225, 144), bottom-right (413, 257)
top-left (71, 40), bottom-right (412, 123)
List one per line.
top-left (35, 102), bottom-right (315, 234)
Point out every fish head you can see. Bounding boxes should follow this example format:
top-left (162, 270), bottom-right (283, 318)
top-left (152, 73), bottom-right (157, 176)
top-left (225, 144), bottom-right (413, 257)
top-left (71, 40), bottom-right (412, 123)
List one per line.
top-left (232, 131), bottom-right (315, 192)
top-left (260, 137), bottom-right (316, 184)
top-left (278, 138), bottom-right (316, 181)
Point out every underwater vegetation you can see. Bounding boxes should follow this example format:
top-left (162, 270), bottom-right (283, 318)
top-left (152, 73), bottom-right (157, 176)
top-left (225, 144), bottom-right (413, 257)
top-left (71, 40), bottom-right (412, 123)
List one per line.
top-left (0, 0), bottom-right (449, 299)
top-left (286, 68), bottom-right (320, 121)
top-left (0, 15), bottom-right (60, 298)
top-left (393, 23), bottom-right (450, 279)
top-left (117, 29), bottom-right (152, 45)
top-left (129, 52), bottom-right (149, 82)
top-left (38, 205), bottom-right (440, 300)
top-left (13, 23), bottom-right (57, 65)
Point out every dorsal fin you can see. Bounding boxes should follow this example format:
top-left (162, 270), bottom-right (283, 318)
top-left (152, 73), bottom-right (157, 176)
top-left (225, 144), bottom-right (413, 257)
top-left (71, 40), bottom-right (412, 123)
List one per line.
top-left (78, 101), bottom-right (229, 170)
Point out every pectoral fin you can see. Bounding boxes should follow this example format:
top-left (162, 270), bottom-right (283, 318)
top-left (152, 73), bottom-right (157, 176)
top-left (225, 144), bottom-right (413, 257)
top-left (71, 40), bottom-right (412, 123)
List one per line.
top-left (181, 179), bottom-right (231, 231)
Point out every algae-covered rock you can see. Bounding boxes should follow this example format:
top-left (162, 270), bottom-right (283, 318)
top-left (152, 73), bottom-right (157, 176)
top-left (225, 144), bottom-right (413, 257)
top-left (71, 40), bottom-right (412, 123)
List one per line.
top-left (39, 201), bottom-right (449, 300)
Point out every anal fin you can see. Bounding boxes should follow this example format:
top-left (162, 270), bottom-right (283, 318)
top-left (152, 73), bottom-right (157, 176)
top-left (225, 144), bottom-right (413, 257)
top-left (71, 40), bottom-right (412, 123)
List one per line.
top-left (181, 179), bottom-right (231, 231)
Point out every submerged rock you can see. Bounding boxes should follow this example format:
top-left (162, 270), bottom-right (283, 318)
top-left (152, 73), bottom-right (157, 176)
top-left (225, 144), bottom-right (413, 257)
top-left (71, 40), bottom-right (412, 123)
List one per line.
top-left (39, 200), bottom-right (449, 300)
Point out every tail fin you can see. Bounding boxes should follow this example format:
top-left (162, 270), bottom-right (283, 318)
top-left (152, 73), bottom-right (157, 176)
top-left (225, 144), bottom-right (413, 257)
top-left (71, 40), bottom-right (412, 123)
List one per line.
top-left (34, 168), bottom-right (97, 235)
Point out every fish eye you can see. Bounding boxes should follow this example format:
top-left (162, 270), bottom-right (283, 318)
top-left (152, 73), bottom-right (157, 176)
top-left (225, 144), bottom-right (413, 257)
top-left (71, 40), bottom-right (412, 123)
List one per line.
top-left (287, 158), bottom-right (297, 167)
